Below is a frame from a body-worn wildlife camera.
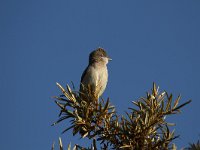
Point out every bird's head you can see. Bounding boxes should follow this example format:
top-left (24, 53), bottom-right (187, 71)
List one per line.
top-left (89, 48), bottom-right (112, 65)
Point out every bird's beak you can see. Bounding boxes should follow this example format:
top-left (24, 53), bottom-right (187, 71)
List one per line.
top-left (108, 57), bottom-right (112, 61)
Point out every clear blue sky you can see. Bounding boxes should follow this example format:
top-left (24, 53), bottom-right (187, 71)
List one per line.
top-left (0, 0), bottom-right (200, 149)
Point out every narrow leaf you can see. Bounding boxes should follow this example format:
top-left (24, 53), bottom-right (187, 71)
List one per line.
top-left (173, 100), bottom-right (192, 111)
top-left (173, 95), bottom-right (181, 109)
top-left (59, 137), bottom-right (63, 150)
top-left (62, 125), bottom-right (75, 134)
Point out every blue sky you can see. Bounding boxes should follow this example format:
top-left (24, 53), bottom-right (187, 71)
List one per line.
top-left (0, 0), bottom-right (200, 149)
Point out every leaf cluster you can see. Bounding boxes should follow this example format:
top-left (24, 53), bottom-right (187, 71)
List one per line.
top-left (52, 83), bottom-right (191, 150)
top-left (186, 140), bottom-right (200, 150)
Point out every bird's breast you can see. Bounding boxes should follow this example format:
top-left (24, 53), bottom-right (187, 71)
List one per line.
top-left (96, 66), bottom-right (108, 96)
top-left (81, 65), bottom-right (108, 97)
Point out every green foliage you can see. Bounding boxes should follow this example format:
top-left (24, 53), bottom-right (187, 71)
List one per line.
top-left (52, 83), bottom-right (191, 150)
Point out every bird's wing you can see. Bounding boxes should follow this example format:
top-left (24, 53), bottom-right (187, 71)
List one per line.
top-left (80, 66), bottom-right (90, 92)
top-left (81, 66), bottom-right (89, 83)
top-left (80, 65), bottom-right (98, 92)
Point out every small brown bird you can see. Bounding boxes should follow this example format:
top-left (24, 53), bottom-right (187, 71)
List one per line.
top-left (80, 48), bottom-right (112, 99)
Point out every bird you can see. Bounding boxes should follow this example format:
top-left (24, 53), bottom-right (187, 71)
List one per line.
top-left (80, 48), bottom-right (112, 100)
